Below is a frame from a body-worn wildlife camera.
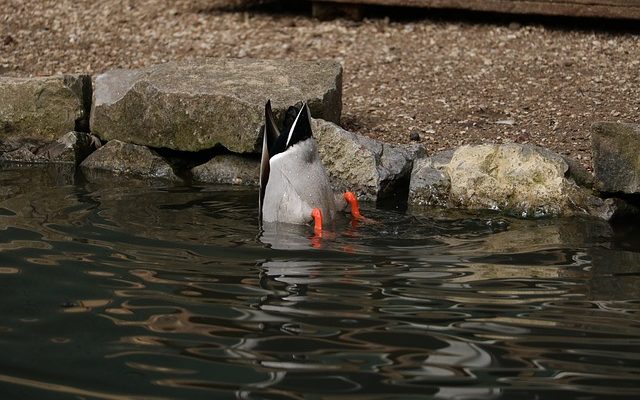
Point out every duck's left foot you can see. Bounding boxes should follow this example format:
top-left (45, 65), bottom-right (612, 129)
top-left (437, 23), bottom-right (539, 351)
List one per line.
top-left (343, 192), bottom-right (361, 219)
top-left (311, 208), bottom-right (323, 237)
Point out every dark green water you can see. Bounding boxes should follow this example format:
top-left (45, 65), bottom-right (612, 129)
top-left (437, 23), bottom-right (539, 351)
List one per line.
top-left (0, 165), bottom-right (639, 400)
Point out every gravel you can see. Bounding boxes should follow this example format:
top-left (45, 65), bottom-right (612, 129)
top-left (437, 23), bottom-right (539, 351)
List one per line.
top-left (2, 1), bottom-right (639, 169)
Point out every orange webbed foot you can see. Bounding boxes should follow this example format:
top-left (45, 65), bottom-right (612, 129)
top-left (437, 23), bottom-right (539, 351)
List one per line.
top-left (343, 191), bottom-right (378, 225)
top-left (343, 192), bottom-right (362, 219)
top-left (311, 208), bottom-right (323, 237)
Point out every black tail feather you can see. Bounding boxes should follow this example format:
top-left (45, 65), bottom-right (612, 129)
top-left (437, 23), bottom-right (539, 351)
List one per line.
top-left (259, 100), bottom-right (281, 222)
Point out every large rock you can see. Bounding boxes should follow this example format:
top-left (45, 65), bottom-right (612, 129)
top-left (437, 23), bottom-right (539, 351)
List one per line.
top-left (312, 119), bottom-right (419, 202)
top-left (446, 144), bottom-right (611, 218)
top-left (80, 140), bottom-right (180, 181)
top-left (408, 143), bottom-right (616, 219)
top-left (0, 75), bottom-right (91, 141)
top-left (90, 59), bottom-right (342, 153)
top-left (591, 122), bottom-right (640, 193)
top-left (191, 154), bottom-right (259, 185)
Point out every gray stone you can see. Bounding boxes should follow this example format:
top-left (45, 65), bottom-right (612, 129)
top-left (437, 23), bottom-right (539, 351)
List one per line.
top-left (0, 139), bottom-right (42, 163)
top-left (445, 143), bottom-right (612, 218)
top-left (0, 75), bottom-right (91, 141)
top-left (90, 59), bottom-right (342, 153)
top-left (561, 154), bottom-right (595, 189)
top-left (312, 118), bottom-right (417, 202)
top-left (80, 140), bottom-right (180, 181)
top-left (0, 132), bottom-right (101, 164)
top-left (37, 132), bottom-right (102, 164)
top-left (191, 154), bottom-right (259, 185)
top-left (591, 122), bottom-right (640, 193)
top-left (409, 149), bottom-right (454, 207)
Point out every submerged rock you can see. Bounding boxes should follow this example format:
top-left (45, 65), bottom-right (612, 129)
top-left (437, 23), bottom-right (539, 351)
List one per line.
top-left (0, 132), bottom-right (101, 165)
top-left (0, 75), bottom-right (91, 141)
top-left (191, 154), bottom-right (259, 185)
top-left (591, 122), bottom-right (640, 194)
top-left (312, 119), bottom-right (418, 202)
top-left (90, 59), bottom-right (342, 153)
top-left (0, 139), bottom-right (43, 163)
top-left (80, 140), bottom-right (180, 181)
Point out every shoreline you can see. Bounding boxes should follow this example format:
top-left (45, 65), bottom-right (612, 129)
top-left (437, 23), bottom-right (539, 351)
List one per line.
top-left (2, 1), bottom-right (640, 169)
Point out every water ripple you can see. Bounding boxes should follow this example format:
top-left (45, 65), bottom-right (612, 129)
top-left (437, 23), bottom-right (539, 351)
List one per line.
top-left (0, 166), bottom-right (638, 399)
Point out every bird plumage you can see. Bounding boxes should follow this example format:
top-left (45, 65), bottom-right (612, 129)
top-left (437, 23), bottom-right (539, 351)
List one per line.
top-left (259, 100), bottom-right (339, 227)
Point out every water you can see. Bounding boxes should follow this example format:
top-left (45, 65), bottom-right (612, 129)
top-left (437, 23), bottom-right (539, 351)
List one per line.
top-left (0, 165), bottom-right (639, 400)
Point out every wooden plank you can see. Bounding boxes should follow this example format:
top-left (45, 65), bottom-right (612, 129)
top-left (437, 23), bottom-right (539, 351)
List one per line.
top-left (312, 2), bottom-right (364, 20)
top-left (308, 0), bottom-right (640, 19)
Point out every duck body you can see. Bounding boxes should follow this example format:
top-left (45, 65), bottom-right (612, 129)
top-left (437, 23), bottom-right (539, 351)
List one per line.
top-left (262, 136), bottom-right (338, 225)
top-left (259, 100), bottom-right (360, 231)
top-left (259, 101), bottom-right (346, 229)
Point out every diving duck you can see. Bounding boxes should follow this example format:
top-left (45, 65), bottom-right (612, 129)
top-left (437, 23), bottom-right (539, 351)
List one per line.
top-left (259, 100), bottom-right (361, 233)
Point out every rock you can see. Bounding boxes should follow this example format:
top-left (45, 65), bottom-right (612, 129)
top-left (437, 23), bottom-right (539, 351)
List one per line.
top-left (191, 154), bottom-right (259, 185)
top-left (591, 122), bottom-right (640, 193)
top-left (0, 75), bottom-right (91, 141)
top-left (37, 132), bottom-right (102, 164)
top-left (408, 149), bottom-right (454, 207)
top-left (90, 59), bottom-right (342, 153)
top-left (0, 139), bottom-right (43, 163)
top-left (312, 118), bottom-right (418, 202)
top-left (561, 154), bottom-right (595, 189)
top-left (80, 140), bottom-right (180, 181)
top-left (0, 132), bottom-right (101, 164)
top-left (446, 143), bottom-right (611, 218)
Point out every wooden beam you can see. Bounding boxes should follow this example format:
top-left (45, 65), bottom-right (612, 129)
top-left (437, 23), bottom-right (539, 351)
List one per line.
top-left (308, 0), bottom-right (640, 20)
top-left (312, 1), bottom-right (364, 20)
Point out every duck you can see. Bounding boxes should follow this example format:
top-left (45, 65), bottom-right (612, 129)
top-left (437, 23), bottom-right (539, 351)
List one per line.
top-left (259, 100), bottom-right (361, 233)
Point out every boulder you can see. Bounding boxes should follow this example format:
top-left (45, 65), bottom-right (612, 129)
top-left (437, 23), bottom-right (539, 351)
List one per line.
top-left (445, 143), bottom-right (611, 218)
top-left (408, 143), bottom-right (615, 219)
top-left (80, 140), bottom-right (180, 181)
top-left (312, 119), bottom-right (419, 202)
top-left (191, 154), bottom-right (259, 185)
top-left (0, 75), bottom-right (91, 141)
top-left (591, 122), bottom-right (640, 193)
top-left (409, 149), bottom-right (454, 207)
top-left (90, 59), bottom-right (342, 153)
top-left (0, 132), bottom-right (101, 164)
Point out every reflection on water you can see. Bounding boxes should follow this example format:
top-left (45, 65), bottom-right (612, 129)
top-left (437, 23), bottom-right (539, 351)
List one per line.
top-left (0, 165), bottom-right (639, 399)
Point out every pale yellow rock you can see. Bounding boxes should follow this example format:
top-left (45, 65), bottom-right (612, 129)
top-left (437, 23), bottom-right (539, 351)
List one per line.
top-left (447, 143), bottom-right (609, 218)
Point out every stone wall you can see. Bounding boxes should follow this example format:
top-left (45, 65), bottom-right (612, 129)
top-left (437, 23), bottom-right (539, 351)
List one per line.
top-left (1, 59), bottom-right (638, 221)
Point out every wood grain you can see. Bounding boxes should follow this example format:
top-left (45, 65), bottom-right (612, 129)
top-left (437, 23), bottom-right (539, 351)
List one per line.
top-left (309, 0), bottom-right (640, 19)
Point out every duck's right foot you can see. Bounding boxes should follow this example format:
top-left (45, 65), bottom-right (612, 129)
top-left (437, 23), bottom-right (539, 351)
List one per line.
top-left (343, 192), bottom-right (362, 219)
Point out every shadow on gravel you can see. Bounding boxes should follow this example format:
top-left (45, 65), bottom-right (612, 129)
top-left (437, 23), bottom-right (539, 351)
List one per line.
top-left (212, 0), bottom-right (640, 36)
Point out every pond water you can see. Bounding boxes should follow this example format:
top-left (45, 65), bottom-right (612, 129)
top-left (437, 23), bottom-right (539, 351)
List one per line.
top-left (0, 164), bottom-right (639, 400)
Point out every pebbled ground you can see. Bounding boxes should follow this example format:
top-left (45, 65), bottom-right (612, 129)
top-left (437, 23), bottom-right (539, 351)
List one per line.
top-left (2, 1), bottom-right (639, 169)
